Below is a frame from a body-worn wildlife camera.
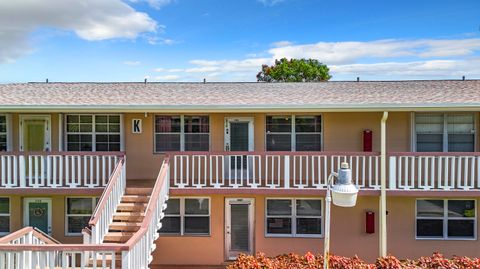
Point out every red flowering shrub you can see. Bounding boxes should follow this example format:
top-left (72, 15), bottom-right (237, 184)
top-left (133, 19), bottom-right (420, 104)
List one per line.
top-left (227, 252), bottom-right (480, 269)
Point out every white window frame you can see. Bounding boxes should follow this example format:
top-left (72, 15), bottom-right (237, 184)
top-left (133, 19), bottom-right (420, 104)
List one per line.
top-left (265, 198), bottom-right (323, 238)
top-left (65, 197), bottom-right (98, 236)
top-left (154, 115), bottom-right (210, 153)
top-left (415, 198), bottom-right (477, 240)
top-left (265, 115), bottom-right (323, 152)
top-left (0, 197), bottom-right (10, 235)
top-left (412, 112), bottom-right (477, 152)
top-left (160, 197), bottom-right (211, 236)
top-left (64, 114), bottom-right (123, 152)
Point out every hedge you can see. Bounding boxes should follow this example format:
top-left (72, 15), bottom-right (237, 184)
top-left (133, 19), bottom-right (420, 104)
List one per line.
top-left (227, 252), bottom-right (480, 269)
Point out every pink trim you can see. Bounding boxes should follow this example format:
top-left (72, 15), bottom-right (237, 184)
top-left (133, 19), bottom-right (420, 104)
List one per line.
top-left (0, 244), bottom-right (128, 251)
top-left (0, 227), bottom-right (59, 245)
top-left (170, 188), bottom-right (381, 196)
top-left (166, 151), bottom-right (381, 156)
top-left (125, 157), bottom-right (170, 248)
top-left (390, 152), bottom-right (480, 157)
top-left (387, 190), bottom-right (480, 197)
top-left (88, 158), bottom-right (125, 226)
top-left (0, 188), bottom-right (104, 195)
top-left (0, 151), bottom-right (125, 156)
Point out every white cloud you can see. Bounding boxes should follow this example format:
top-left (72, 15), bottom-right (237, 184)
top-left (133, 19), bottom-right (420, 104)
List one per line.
top-left (271, 41), bottom-right (293, 47)
top-left (129, 0), bottom-right (174, 9)
top-left (0, 0), bottom-right (157, 63)
top-left (257, 0), bottom-right (286, 6)
top-left (150, 37), bottom-right (480, 81)
top-left (123, 60), bottom-right (141, 66)
top-left (155, 75), bottom-right (180, 80)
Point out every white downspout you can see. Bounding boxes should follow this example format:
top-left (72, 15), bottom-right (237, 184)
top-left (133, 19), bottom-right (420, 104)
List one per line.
top-left (379, 111), bottom-right (388, 257)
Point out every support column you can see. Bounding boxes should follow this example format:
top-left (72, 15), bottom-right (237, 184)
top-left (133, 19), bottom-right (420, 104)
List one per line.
top-left (379, 111), bottom-right (388, 257)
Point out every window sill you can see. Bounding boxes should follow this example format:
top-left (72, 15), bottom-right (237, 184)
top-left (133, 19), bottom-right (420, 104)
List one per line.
top-left (265, 234), bottom-right (323, 239)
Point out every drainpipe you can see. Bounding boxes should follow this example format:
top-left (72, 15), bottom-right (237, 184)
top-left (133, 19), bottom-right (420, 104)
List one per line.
top-left (379, 111), bottom-right (388, 257)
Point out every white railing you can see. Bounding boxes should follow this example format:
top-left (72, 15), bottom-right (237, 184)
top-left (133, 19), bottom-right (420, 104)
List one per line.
top-left (170, 152), bottom-right (381, 189)
top-left (122, 157), bottom-right (170, 268)
top-left (89, 158), bottom-right (127, 244)
top-left (0, 152), bottom-right (123, 188)
top-left (389, 153), bottom-right (480, 190)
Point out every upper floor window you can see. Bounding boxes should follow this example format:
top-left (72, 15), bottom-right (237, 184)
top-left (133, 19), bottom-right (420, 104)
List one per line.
top-left (416, 199), bottom-right (475, 240)
top-left (266, 115), bottom-right (321, 151)
top-left (66, 114), bottom-right (121, 151)
top-left (415, 113), bottom-right (475, 152)
top-left (155, 115), bottom-right (209, 152)
top-left (0, 116), bottom-right (7, 151)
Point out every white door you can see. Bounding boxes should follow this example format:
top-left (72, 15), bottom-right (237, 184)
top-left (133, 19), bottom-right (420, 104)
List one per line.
top-left (19, 115), bottom-right (51, 151)
top-left (225, 198), bottom-right (254, 260)
top-left (23, 198), bottom-right (52, 234)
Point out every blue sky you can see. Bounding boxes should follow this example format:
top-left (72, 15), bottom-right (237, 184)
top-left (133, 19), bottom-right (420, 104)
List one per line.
top-left (0, 0), bottom-right (479, 82)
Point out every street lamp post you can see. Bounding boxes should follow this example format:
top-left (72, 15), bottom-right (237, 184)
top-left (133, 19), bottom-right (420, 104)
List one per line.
top-left (323, 162), bottom-right (359, 269)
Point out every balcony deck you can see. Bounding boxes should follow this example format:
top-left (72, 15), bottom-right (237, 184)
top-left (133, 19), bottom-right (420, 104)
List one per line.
top-left (0, 152), bottom-right (124, 194)
top-left (168, 151), bottom-right (480, 194)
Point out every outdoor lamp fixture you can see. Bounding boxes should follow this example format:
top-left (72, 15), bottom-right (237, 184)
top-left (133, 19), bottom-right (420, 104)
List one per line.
top-left (323, 162), bottom-right (359, 269)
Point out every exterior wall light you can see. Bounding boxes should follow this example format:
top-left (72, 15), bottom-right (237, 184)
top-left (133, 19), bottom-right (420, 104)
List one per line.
top-left (324, 162), bottom-right (359, 269)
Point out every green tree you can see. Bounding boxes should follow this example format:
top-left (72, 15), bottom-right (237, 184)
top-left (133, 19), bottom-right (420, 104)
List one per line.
top-left (256, 58), bottom-right (331, 82)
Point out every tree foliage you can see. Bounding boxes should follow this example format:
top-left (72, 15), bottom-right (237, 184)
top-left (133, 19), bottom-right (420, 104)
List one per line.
top-left (256, 58), bottom-right (331, 82)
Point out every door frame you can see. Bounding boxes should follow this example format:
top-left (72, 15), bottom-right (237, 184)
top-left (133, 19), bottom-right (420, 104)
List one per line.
top-left (224, 117), bottom-right (254, 151)
top-left (19, 115), bottom-right (51, 152)
top-left (225, 198), bottom-right (255, 260)
top-left (23, 198), bottom-right (52, 234)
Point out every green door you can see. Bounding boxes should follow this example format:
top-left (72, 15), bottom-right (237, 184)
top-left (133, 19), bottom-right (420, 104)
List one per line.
top-left (28, 202), bottom-right (49, 233)
top-left (23, 119), bottom-right (46, 151)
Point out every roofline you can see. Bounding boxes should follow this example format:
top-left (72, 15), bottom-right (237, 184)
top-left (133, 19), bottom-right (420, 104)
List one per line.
top-left (1, 103), bottom-right (480, 113)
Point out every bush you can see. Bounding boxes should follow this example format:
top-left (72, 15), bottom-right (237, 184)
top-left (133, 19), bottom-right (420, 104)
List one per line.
top-left (227, 252), bottom-right (480, 269)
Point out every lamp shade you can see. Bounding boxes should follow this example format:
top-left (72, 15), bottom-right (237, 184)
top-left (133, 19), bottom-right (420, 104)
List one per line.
top-left (331, 183), bottom-right (358, 207)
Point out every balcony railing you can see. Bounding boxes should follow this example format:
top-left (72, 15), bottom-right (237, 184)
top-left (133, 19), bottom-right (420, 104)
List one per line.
top-left (169, 151), bottom-right (381, 189)
top-left (0, 152), bottom-right (124, 188)
top-left (170, 151), bottom-right (480, 191)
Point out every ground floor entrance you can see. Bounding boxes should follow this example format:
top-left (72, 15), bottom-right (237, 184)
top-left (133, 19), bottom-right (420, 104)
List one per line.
top-left (225, 198), bottom-right (255, 260)
top-left (23, 198), bottom-right (52, 234)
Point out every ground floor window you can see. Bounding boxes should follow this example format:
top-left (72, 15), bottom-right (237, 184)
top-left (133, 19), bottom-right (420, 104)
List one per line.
top-left (0, 198), bottom-right (9, 234)
top-left (416, 199), bottom-right (476, 240)
top-left (159, 197), bottom-right (210, 235)
top-left (266, 198), bottom-right (322, 237)
top-left (66, 197), bottom-right (98, 235)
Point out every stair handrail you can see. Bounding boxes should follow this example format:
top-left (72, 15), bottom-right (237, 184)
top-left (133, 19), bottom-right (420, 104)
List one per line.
top-left (121, 156), bottom-right (170, 268)
top-left (0, 227), bottom-right (60, 245)
top-left (88, 156), bottom-right (127, 243)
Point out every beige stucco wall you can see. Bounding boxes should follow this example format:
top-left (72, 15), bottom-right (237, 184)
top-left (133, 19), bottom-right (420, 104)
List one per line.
top-left (152, 195), bottom-right (480, 266)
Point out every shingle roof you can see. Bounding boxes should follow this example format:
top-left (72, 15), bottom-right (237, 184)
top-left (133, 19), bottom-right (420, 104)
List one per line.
top-left (0, 80), bottom-right (479, 111)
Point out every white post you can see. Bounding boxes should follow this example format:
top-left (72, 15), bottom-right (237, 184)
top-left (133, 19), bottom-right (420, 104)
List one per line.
top-left (379, 111), bottom-right (388, 257)
top-left (323, 183), bottom-right (331, 269)
top-left (284, 156), bottom-right (290, 189)
top-left (388, 156), bottom-right (396, 190)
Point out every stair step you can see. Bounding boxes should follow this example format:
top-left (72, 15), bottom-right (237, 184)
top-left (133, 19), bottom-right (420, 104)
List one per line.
top-left (125, 187), bottom-right (152, 195)
top-left (104, 232), bottom-right (135, 243)
top-left (109, 222), bottom-right (142, 232)
top-left (122, 195), bottom-right (150, 203)
top-left (117, 202), bottom-right (147, 212)
top-left (113, 212), bottom-right (145, 222)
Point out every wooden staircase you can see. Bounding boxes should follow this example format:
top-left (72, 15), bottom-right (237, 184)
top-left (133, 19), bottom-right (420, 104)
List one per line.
top-left (104, 187), bottom-right (152, 244)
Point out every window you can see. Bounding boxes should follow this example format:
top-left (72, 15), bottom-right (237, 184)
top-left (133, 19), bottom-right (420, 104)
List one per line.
top-left (266, 198), bottom-right (322, 237)
top-left (416, 199), bottom-right (476, 239)
top-left (159, 198), bottom-right (210, 235)
top-left (155, 115), bottom-right (210, 152)
top-left (159, 197), bottom-right (210, 235)
top-left (0, 116), bottom-right (7, 151)
top-left (66, 115), bottom-right (121, 151)
top-left (266, 115), bottom-right (322, 151)
top-left (0, 198), bottom-right (10, 234)
top-left (66, 197), bottom-right (97, 235)
top-left (415, 113), bottom-right (475, 152)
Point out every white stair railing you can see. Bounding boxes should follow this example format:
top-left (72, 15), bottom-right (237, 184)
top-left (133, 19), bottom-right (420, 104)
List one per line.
top-left (88, 157), bottom-right (127, 244)
top-left (122, 157), bottom-right (170, 269)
